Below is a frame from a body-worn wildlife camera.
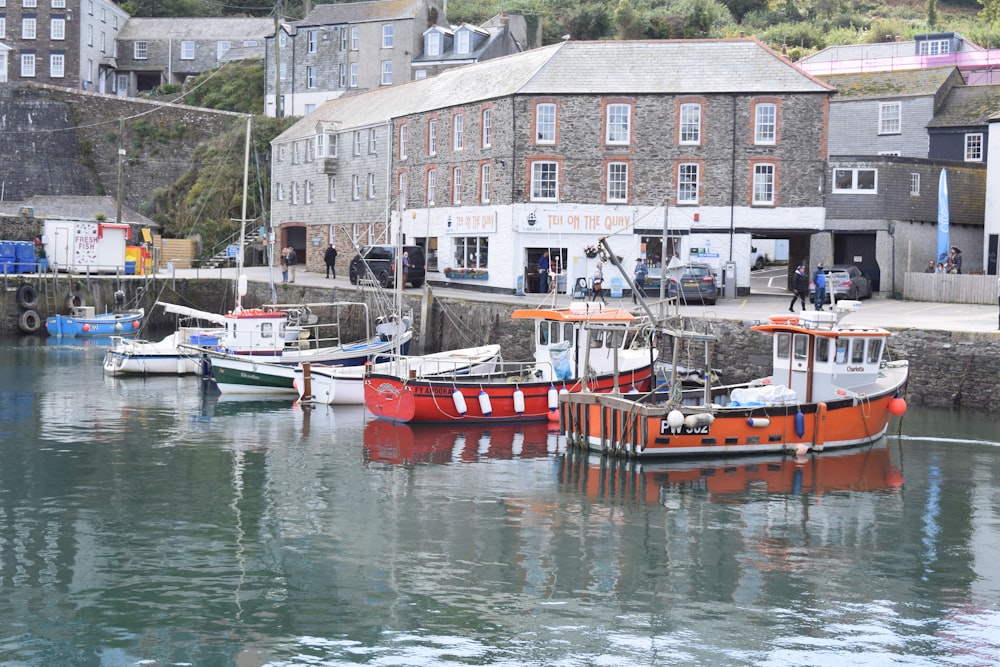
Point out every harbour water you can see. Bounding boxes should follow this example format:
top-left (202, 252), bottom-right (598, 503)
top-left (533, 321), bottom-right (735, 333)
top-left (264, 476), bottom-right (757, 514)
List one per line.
top-left (1, 336), bottom-right (998, 666)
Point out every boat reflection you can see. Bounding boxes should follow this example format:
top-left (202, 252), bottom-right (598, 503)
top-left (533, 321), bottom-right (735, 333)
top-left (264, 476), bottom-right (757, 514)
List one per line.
top-left (559, 440), bottom-right (904, 504)
top-left (363, 420), bottom-right (565, 465)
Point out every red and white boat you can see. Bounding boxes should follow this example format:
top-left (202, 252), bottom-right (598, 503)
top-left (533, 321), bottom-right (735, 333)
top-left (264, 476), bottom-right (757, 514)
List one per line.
top-left (560, 301), bottom-right (910, 458)
top-left (364, 302), bottom-right (658, 423)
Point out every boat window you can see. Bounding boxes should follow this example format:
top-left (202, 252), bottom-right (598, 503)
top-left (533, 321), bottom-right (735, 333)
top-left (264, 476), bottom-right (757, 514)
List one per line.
top-left (851, 338), bottom-right (865, 363)
top-left (606, 328), bottom-right (625, 349)
top-left (564, 323), bottom-right (574, 344)
top-left (793, 334), bottom-right (809, 361)
top-left (867, 338), bottom-right (882, 363)
top-left (775, 332), bottom-right (790, 359)
top-left (815, 336), bottom-right (830, 363)
top-left (835, 338), bottom-right (848, 364)
top-left (590, 329), bottom-right (604, 348)
top-left (261, 322), bottom-right (273, 339)
top-left (539, 321), bottom-right (558, 346)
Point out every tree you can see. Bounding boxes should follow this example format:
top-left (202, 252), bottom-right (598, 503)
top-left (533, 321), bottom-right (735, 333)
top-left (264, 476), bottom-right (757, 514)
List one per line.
top-left (979, 0), bottom-right (1000, 26)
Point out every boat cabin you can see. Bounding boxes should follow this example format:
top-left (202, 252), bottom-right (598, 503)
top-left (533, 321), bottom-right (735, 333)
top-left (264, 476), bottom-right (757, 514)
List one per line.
top-left (755, 309), bottom-right (892, 403)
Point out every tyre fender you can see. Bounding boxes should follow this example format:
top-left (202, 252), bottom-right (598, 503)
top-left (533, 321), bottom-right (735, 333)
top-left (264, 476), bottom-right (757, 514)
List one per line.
top-left (16, 284), bottom-right (39, 309)
top-left (66, 291), bottom-right (85, 310)
top-left (18, 309), bottom-right (42, 334)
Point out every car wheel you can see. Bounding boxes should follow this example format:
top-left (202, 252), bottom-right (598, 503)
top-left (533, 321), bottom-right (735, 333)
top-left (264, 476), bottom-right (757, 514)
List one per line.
top-left (754, 257), bottom-right (765, 270)
top-left (349, 268), bottom-right (359, 285)
top-left (378, 270), bottom-right (391, 288)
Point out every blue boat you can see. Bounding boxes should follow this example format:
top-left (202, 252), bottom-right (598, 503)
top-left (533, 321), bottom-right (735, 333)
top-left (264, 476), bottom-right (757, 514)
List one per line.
top-left (46, 306), bottom-right (145, 337)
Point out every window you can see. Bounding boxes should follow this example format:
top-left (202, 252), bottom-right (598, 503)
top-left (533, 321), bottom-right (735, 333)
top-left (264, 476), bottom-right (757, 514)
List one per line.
top-left (382, 24), bottom-right (393, 48)
top-left (427, 168), bottom-right (436, 204)
top-left (454, 237), bottom-right (488, 269)
top-left (100, 31), bottom-right (106, 53)
top-left (134, 41), bottom-right (147, 59)
top-left (22, 17), bottom-right (36, 39)
top-left (607, 162), bottom-right (628, 203)
top-left (279, 63), bottom-right (287, 81)
top-left (678, 163), bottom-right (699, 203)
top-left (919, 39), bottom-right (950, 55)
top-left (340, 28), bottom-right (347, 51)
top-left (279, 32), bottom-right (287, 48)
top-left (910, 173), bottom-right (920, 196)
top-left (457, 30), bottom-right (470, 54)
top-left (328, 176), bottom-right (336, 202)
top-left (965, 133), bottom-right (983, 162)
top-left (21, 53), bottom-right (35, 77)
top-left (353, 131), bottom-right (362, 156)
top-left (351, 26), bottom-right (358, 50)
top-left (291, 182), bottom-right (299, 205)
top-left (315, 133), bottom-right (326, 158)
top-left (352, 175), bottom-right (360, 200)
top-left (833, 168), bottom-right (877, 193)
top-left (399, 124), bottom-right (408, 160)
top-left (879, 102), bottom-right (901, 135)
top-left (368, 173), bottom-right (376, 199)
top-left (428, 118), bottom-right (437, 156)
top-left (480, 163), bottom-right (491, 203)
top-left (51, 18), bottom-right (65, 40)
top-left (536, 103), bottom-right (555, 144)
top-left (292, 142), bottom-right (301, 165)
top-left (217, 41), bottom-right (231, 60)
top-left (50, 53), bottom-right (64, 77)
top-left (308, 30), bottom-right (317, 53)
top-left (530, 161), bottom-right (558, 201)
top-left (398, 173), bottom-right (407, 206)
top-left (427, 31), bottom-right (441, 56)
top-left (180, 41), bottom-right (194, 60)
top-left (349, 63), bottom-right (358, 87)
top-left (754, 103), bottom-right (776, 144)
top-left (307, 66), bottom-right (317, 88)
top-left (0, 17), bottom-right (5, 39)
top-left (53, 0), bottom-right (67, 7)
top-left (452, 166), bottom-right (462, 204)
top-left (339, 63), bottom-right (346, 88)
top-left (86, 24), bottom-right (92, 46)
top-left (453, 113), bottom-right (463, 151)
top-left (306, 139), bottom-right (315, 162)
top-left (606, 103), bottom-right (631, 145)
top-left (753, 164), bottom-right (775, 205)
top-left (381, 61), bottom-right (392, 85)
top-left (369, 128), bottom-right (377, 154)
top-left (24, 0), bottom-right (37, 6)
top-left (305, 180), bottom-right (313, 205)
top-left (415, 70), bottom-right (427, 80)
top-left (679, 103), bottom-right (701, 144)
top-left (88, 0), bottom-right (92, 14)
top-left (276, 183), bottom-right (285, 201)
top-left (481, 108), bottom-right (492, 147)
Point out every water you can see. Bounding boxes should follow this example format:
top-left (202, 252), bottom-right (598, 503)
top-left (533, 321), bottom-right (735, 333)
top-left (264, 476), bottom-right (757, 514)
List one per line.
top-left (1, 337), bottom-right (998, 666)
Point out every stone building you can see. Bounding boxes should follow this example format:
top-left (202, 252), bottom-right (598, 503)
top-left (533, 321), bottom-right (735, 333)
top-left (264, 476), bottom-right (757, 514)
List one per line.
top-left (271, 39), bottom-right (833, 293)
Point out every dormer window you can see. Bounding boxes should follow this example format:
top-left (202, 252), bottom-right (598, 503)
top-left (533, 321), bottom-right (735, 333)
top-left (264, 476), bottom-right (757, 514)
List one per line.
top-left (457, 30), bottom-right (470, 54)
top-left (427, 31), bottom-right (441, 57)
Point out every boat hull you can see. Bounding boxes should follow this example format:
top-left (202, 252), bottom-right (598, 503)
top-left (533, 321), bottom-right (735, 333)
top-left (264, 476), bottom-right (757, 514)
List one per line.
top-left (560, 362), bottom-right (908, 458)
top-left (210, 356), bottom-right (298, 395)
top-left (365, 363), bottom-right (655, 423)
top-left (46, 311), bottom-right (144, 337)
top-left (103, 331), bottom-right (220, 376)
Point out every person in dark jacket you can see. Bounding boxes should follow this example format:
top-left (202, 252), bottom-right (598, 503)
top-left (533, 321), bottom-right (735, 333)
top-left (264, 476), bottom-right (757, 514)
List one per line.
top-left (789, 265), bottom-right (808, 312)
top-left (324, 244), bottom-right (337, 278)
top-left (812, 263), bottom-right (826, 310)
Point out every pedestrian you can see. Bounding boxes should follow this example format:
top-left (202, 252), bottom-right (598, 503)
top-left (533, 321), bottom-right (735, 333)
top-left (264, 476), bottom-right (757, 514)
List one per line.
top-left (633, 258), bottom-right (648, 303)
top-left (324, 244), bottom-right (337, 279)
top-left (789, 264), bottom-right (808, 312)
top-left (591, 261), bottom-right (606, 304)
top-left (286, 246), bottom-right (297, 283)
top-left (936, 262), bottom-right (946, 274)
top-left (812, 262), bottom-right (827, 310)
top-left (538, 251), bottom-right (550, 294)
top-left (401, 251), bottom-right (410, 288)
top-left (279, 247), bottom-right (289, 283)
top-left (924, 260), bottom-right (936, 274)
top-left (950, 246), bottom-right (963, 274)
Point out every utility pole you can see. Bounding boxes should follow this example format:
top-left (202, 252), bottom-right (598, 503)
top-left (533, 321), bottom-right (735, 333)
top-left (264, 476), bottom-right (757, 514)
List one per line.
top-left (116, 117), bottom-right (124, 225)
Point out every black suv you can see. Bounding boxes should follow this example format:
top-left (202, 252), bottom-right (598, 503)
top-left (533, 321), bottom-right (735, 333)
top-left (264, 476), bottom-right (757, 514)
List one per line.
top-left (349, 245), bottom-right (425, 288)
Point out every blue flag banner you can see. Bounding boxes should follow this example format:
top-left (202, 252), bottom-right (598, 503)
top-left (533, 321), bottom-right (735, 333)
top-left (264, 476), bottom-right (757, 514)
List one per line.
top-left (937, 170), bottom-right (950, 264)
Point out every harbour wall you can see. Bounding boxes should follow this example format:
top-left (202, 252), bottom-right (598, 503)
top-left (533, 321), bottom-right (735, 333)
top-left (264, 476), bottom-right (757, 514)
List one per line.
top-left (3, 275), bottom-right (998, 414)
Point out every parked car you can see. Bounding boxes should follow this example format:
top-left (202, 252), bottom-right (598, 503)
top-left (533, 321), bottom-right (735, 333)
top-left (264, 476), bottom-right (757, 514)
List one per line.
top-left (808, 264), bottom-right (873, 302)
top-left (643, 263), bottom-right (718, 305)
top-left (349, 245), bottom-right (426, 288)
top-left (750, 245), bottom-right (768, 270)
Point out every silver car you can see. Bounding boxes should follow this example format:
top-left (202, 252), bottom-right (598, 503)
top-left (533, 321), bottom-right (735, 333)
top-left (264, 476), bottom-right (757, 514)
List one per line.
top-left (809, 264), bottom-right (874, 302)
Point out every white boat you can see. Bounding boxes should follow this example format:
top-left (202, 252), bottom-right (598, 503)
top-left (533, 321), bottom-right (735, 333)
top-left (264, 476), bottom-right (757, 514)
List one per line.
top-left (103, 302), bottom-right (227, 375)
top-left (294, 344), bottom-right (503, 405)
top-left (199, 302), bottom-right (413, 395)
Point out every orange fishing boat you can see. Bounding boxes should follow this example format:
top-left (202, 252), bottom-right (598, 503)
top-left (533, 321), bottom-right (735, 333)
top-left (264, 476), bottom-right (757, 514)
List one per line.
top-left (560, 302), bottom-right (909, 458)
top-left (364, 303), bottom-right (657, 423)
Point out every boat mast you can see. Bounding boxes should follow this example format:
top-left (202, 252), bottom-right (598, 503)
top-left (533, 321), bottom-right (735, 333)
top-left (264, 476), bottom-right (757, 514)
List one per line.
top-left (235, 114), bottom-right (252, 313)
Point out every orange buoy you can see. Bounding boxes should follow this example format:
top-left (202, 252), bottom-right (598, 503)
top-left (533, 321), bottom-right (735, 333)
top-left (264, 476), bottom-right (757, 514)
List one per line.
top-left (888, 396), bottom-right (907, 416)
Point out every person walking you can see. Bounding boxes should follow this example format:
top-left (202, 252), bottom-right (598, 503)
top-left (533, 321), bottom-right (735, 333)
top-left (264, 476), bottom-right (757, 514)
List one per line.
top-left (633, 258), bottom-right (648, 303)
top-left (286, 246), bottom-right (297, 283)
top-left (401, 251), bottom-right (410, 288)
top-left (591, 262), bottom-right (606, 304)
top-left (789, 264), bottom-right (808, 312)
top-left (538, 251), bottom-right (550, 294)
top-left (279, 247), bottom-right (289, 283)
top-left (812, 262), bottom-right (827, 310)
top-left (324, 244), bottom-right (337, 279)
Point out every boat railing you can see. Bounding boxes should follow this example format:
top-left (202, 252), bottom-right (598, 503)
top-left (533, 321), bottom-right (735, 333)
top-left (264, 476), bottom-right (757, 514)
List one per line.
top-left (370, 358), bottom-right (549, 384)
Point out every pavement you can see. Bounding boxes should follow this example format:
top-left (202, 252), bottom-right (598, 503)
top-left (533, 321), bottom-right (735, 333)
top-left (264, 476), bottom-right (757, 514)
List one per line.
top-left (162, 264), bottom-right (1000, 335)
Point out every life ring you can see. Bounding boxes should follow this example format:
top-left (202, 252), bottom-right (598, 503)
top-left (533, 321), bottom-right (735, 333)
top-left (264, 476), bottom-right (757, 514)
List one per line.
top-left (65, 291), bottom-right (85, 310)
top-left (16, 284), bottom-right (39, 309)
top-left (18, 309), bottom-right (42, 334)
top-left (768, 315), bottom-right (799, 325)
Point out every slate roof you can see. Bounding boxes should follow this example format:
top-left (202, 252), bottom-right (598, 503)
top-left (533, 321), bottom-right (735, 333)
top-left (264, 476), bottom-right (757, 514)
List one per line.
top-left (819, 67), bottom-right (960, 100)
top-left (0, 196), bottom-right (158, 227)
top-left (276, 39), bottom-right (832, 142)
top-left (926, 85), bottom-right (1000, 127)
top-left (298, 0), bottom-right (439, 28)
top-left (800, 41), bottom-right (917, 64)
top-left (119, 18), bottom-right (274, 41)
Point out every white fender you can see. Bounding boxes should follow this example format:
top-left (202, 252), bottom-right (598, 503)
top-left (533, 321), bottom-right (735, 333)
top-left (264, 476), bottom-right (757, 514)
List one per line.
top-left (513, 388), bottom-right (525, 414)
top-left (547, 385), bottom-right (558, 412)
top-left (747, 417), bottom-right (770, 428)
top-left (452, 388), bottom-right (468, 415)
top-left (478, 390), bottom-right (492, 417)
